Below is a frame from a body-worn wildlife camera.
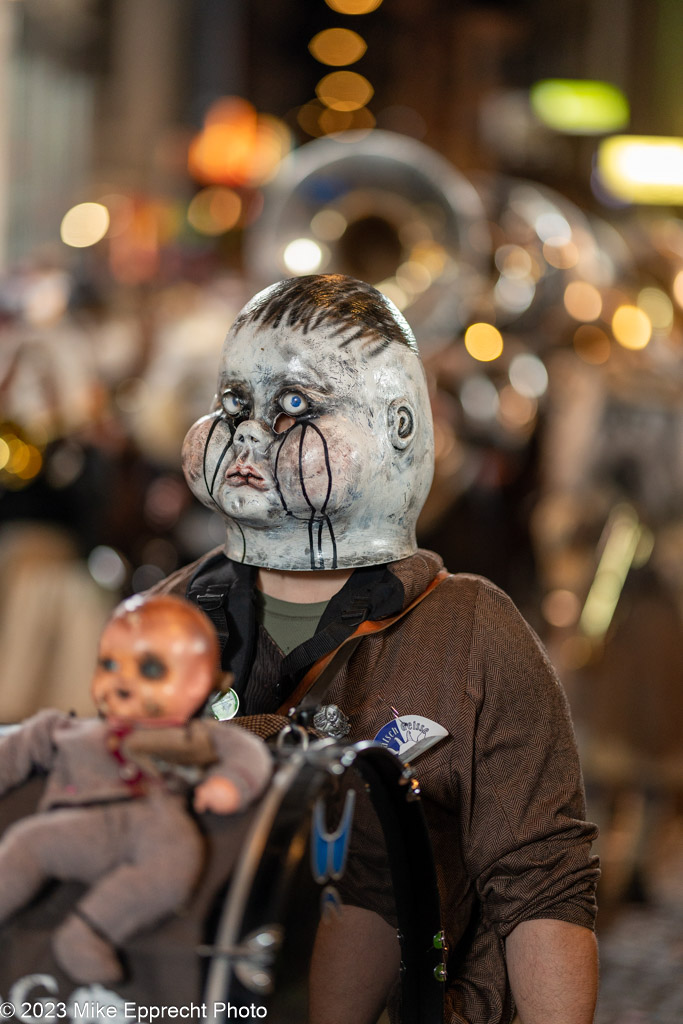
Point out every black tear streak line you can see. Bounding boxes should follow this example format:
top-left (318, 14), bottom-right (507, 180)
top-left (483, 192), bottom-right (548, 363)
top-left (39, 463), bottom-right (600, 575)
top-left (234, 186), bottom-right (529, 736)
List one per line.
top-left (203, 416), bottom-right (231, 511)
top-left (324, 514), bottom-right (338, 569)
top-left (300, 420), bottom-right (337, 569)
top-left (298, 423), bottom-right (316, 513)
top-left (271, 420), bottom-right (338, 569)
top-left (298, 424), bottom-right (318, 569)
top-left (210, 436), bottom-right (233, 497)
top-left (308, 515), bottom-right (316, 570)
top-left (303, 420), bottom-right (333, 514)
top-left (202, 417), bottom-right (245, 561)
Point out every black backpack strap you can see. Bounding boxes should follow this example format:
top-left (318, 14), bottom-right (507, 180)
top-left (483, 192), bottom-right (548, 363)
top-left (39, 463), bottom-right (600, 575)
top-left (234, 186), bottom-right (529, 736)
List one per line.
top-left (185, 552), bottom-right (258, 691)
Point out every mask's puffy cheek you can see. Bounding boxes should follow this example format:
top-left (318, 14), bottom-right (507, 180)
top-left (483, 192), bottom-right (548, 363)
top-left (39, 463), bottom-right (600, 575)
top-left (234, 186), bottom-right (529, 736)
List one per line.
top-left (181, 413), bottom-right (231, 506)
top-left (274, 422), bottom-right (361, 517)
top-left (181, 417), bottom-right (209, 487)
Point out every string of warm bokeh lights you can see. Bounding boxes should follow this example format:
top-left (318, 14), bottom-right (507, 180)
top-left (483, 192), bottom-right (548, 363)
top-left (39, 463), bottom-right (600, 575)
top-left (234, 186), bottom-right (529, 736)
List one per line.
top-left (296, 0), bottom-right (380, 140)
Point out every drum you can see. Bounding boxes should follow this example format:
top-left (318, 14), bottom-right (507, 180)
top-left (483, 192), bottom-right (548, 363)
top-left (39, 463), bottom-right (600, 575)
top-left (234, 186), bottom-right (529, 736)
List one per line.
top-left (0, 735), bottom-right (444, 1024)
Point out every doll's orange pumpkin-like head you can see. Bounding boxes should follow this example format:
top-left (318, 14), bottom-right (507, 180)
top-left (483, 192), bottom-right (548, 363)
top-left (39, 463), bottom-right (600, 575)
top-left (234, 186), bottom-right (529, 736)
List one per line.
top-left (90, 594), bottom-right (219, 724)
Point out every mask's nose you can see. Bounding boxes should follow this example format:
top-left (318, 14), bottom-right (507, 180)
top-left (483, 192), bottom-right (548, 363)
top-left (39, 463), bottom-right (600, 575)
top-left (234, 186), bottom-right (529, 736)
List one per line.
top-left (233, 419), bottom-right (270, 457)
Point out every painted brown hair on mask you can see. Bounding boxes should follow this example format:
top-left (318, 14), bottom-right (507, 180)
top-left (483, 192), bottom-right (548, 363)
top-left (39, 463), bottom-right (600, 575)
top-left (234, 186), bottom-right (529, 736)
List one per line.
top-left (232, 274), bottom-right (419, 356)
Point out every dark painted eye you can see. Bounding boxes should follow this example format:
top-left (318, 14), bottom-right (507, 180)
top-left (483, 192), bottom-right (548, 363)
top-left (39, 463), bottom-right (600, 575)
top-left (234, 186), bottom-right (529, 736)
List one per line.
top-left (280, 392), bottom-right (308, 416)
top-left (221, 391), bottom-right (245, 417)
top-left (139, 655), bottom-right (168, 681)
top-left (99, 657), bottom-right (118, 672)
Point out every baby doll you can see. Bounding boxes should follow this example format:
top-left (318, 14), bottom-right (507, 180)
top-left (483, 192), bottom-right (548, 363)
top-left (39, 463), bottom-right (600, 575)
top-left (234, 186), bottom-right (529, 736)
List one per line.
top-left (0, 593), bottom-right (272, 985)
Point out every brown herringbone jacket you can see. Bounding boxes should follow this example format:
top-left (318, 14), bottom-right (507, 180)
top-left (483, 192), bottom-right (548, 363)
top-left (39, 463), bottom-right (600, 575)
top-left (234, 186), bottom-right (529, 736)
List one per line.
top-left (153, 547), bottom-right (599, 1024)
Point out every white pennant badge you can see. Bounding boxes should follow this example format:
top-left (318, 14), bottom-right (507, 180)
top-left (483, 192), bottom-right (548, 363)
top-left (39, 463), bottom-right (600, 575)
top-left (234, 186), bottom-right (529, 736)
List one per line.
top-left (373, 714), bottom-right (448, 763)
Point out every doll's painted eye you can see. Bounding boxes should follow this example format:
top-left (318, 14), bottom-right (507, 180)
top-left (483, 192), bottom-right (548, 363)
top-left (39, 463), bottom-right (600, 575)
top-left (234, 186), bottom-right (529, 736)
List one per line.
top-left (221, 391), bottom-right (245, 417)
top-left (99, 657), bottom-right (118, 672)
top-left (139, 654), bottom-right (168, 680)
top-left (280, 392), bottom-right (308, 416)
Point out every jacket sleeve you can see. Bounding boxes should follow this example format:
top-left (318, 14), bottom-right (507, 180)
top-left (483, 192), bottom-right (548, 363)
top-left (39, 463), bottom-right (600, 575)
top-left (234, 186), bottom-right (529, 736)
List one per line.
top-left (0, 709), bottom-right (66, 797)
top-left (461, 580), bottom-right (599, 937)
top-left (202, 720), bottom-right (273, 807)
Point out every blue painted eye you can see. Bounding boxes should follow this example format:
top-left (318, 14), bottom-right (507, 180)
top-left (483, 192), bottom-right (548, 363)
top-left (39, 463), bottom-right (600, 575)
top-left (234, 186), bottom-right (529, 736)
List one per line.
top-left (280, 392), bottom-right (308, 415)
top-left (221, 391), bottom-right (243, 416)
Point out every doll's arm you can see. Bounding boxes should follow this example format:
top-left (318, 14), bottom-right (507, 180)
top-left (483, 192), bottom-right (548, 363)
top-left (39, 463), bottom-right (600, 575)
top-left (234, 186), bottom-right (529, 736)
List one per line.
top-left (0, 709), bottom-right (65, 795)
top-left (193, 775), bottom-right (242, 814)
top-left (193, 721), bottom-right (272, 814)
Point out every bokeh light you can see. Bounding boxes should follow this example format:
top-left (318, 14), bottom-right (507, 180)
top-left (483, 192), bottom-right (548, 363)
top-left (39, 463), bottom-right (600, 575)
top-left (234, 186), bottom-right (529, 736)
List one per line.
top-left (543, 240), bottom-right (579, 269)
top-left (534, 211), bottom-right (572, 245)
top-left (311, 209), bottom-right (348, 240)
top-left (498, 386), bottom-right (537, 430)
top-left (316, 71), bottom-right (374, 112)
top-left (674, 269), bottom-right (683, 309)
top-left (464, 323), bottom-right (504, 362)
top-left (187, 187), bottom-right (242, 235)
top-left (563, 281), bottom-right (603, 321)
top-left (573, 325), bottom-right (611, 364)
top-left (283, 238), bottom-right (325, 274)
top-left (60, 202), bottom-right (110, 248)
top-left (88, 546), bottom-right (127, 591)
top-left (324, 0), bottom-right (383, 12)
top-left (530, 79), bottom-right (630, 135)
top-left (309, 28), bottom-right (367, 66)
top-left (495, 245), bottom-right (533, 279)
top-left (318, 105), bottom-right (376, 135)
top-left (637, 286), bottom-right (674, 331)
top-left (188, 98), bottom-right (290, 187)
top-left (611, 304), bottom-right (652, 350)
top-left (460, 375), bottom-right (499, 422)
top-left (598, 136), bottom-right (683, 204)
top-left (509, 353), bottom-right (548, 398)
top-left (541, 589), bottom-right (582, 628)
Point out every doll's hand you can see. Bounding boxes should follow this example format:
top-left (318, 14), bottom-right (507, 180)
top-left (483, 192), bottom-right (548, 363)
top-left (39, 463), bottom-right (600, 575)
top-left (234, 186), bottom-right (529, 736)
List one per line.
top-left (193, 776), bottom-right (242, 815)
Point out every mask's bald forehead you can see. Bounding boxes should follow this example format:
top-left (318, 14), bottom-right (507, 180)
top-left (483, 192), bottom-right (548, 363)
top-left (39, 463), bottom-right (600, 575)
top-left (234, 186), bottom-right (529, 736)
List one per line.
top-left (219, 319), bottom-right (379, 397)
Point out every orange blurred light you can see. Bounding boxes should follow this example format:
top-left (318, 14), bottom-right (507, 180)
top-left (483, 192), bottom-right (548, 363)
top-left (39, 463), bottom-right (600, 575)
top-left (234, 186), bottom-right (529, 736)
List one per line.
top-left (246, 115), bottom-right (292, 185)
top-left (542, 589), bottom-right (581, 629)
top-left (498, 385), bottom-right (537, 430)
top-left (325, 0), bottom-right (383, 11)
top-left (674, 269), bottom-right (683, 309)
top-left (309, 28), bottom-right (367, 66)
top-left (563, 281), bottom-right (603, 322)
top-left (544, 240), bottom-right (579, 269)
top-left (316, 71), bottom-right (374, 112)
top-left (16, 445), bottom-right (43, 481)
top-left (187, 188), bottom-right (242, 235)
top-left (297, 100), bottom-right (327, 138)
top-left (318, 105), bottom-right (375, 135)
top-left (612, 304), bottom-right (652, 350)
top-left (188, 97), bottom-right (256, 186)
top-left (189, 99), bottom-right (290, 187)
top-left (464, 323), bottom-right (504, 362)
top-left (108, 197), bottom-right (163, 284)
top-left (573, 325), bottom-right (611, 364)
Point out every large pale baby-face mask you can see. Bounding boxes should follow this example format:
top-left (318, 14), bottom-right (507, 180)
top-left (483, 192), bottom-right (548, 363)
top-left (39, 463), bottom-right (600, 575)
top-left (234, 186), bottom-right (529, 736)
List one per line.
top-left (182, 275), bottom-right (434, 571)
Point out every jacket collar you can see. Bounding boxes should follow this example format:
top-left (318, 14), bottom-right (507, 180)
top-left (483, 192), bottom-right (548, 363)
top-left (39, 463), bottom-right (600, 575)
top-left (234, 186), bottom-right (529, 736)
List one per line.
top-left (185, 548), bottom-right (442, 696)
